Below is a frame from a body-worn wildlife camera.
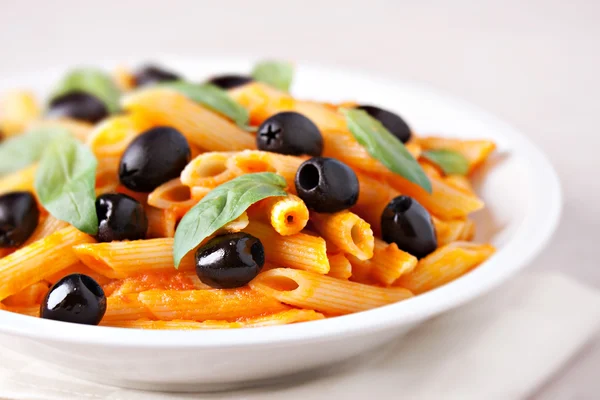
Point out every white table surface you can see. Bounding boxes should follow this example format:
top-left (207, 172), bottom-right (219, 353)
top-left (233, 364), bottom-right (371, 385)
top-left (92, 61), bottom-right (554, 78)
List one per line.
top-left (1, 0), bottom-right (598, 398)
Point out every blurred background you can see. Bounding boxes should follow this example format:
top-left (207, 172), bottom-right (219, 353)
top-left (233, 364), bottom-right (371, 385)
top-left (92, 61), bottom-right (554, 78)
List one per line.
top-left (1, 0), bottom-right (598, 398)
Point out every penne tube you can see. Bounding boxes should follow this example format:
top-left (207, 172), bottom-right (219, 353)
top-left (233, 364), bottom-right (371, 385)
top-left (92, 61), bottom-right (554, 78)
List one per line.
top-left (2, 305), bottom-right (40, 317)
top-left (104, 271), bottom-right (210, 296)
top-left (244, 221), bottom-right (330, 274)
top-left (138, 288), bottom-right (289, 321)
top-left (147, 178), bottom-right (197, 218)
top-left (0, 164), bottom-right (37, 195)
top-left (3, 281), bottom-right (49, 306)
top-left (311, 211), bottom-right (374, 260)
top-left (347, 239), bottom-right (418, 286)
top-left (255, 194), bottom-right (309, 236)
top-left (87, 113), bottom-right (154, 158)
top-left (434, 217), bottom-right (476, 246)
top-left (326, 253), bottom-right (352, 280)
top-left (0, 226), bottom-right (95, 300)
top-left (44, 262), bottom-right (113, 286)
top-left (226, 150), bottom-right (302, 191)
top-left (122, 89), bottom-right (256, 151)
top-left (395, 242), bottom-right (496, 294)
top-left (102, 294), bottom-right (153, 323)
top-left (74, 238), bottom-right (195, 279)
top-left (250, 268), bottom-right (413, 315)
top-left (106, 309), bottom-right (325, 329)
top-left (384, 173), bottom-right (484, 219)
top-left (445, 174), bottom-right (475, 195)
top-left (0, 90), bottom-right (40, 136)
top-left (146, 206), bottom-right (177, 238)
top-left (180, 152), bottom-right (238, 188)
top-left (418, 136), bottom-right (496, 172)
top-left (190, 186), bottom-right (213, 202)
top-left (23, 214), bottom-right (69, 246)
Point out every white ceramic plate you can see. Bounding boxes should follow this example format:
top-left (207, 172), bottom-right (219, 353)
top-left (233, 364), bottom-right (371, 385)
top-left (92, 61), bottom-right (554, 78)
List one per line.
top-left (0, 57), bottom-right (561, 391)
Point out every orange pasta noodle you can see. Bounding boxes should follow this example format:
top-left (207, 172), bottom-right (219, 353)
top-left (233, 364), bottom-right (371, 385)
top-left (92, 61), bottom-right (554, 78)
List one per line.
top-left (45, 262), bottom-right (113, 286)
top-left (311, 211), bottom-right (374, 261)
top-left (326, 253), bottom-right (352, 280)
top-left (147, 178), bottom-right (197, 218)
top-left (106, 309), bottom-right (325, 329)
top-left (138, 288), bottom-right (289, 321)
top-left (87, 113), bottom-right (154, 158)
top-left (113, 65), bottom-right (136, 91)
top-left (190, 186), bottom-right (213, 202)
top-left (180, 151), bottom-right (238, 188)
top-left (74, 238), bottom-right (196, 279)
top-left (250, 268), bottom-right (413, 315)
top-left (254, 194), bottom-right (309, 236)
top-left (3, 281), bottom-right (49, 307)
top-left (0, 164), bottom-right (37, 195)
top-left (347, 239), bottom-right (418, 286)
top-left (244, 221), bottom-right (330, 274)
top-left (0, 248), bottom-right (15, 259)
top-left (226, 150), bottom-right (303, 191)
top-left (419, 136), bottom-right (496, 173)
top-left (445, 175), bottom-right (475, 195)
top-left (0, 90), bottom-right (40, 136)
top-left (104, 271), bottom-right (210, 296)
top-left (95, 171), bottom-right (120, 195)
top-left (2, 305), bottom-right (40, 317)
top-left (24, 214), bottom-right (69, 246)
top-left (146, 206), bottom-right (177, 238)
top-left (434, 218), bottom-right (476, 246)
top-left (122, 88), bottom-right (256, 151)
top-left (395, 242), bottom-right (495, 294)
top-left (102, 294), bottom-right (153, 323)
top-left (0, 226), bottom-right (95, 300)
top-left (384, 173), bottom-right (484, 219)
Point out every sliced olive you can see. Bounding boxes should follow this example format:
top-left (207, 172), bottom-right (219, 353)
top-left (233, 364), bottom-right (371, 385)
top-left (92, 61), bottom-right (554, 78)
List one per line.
top-left (356, 105), bottom-right (412, 143)
top-left (0, 191), bottom-right (39, 247)
top-left (133, 65), bottom-right (181, 87)
top-left (40, 274), bottom-right (106, 325)
top-left (47, 91), bottom-right (108, 124)
top-left (381, 195), bottom-right (437, 259)
top-left (96, 193), bottom-right (147, 242)
top-left (119, 126), bottom-right (191, 192)
top-left (256, 112), bottom-right (323, 157)
top-left (207, 74), bottom-right (253, 90)
top-left (294, 157), bottom-right (359, 213)
top-left (195, 233), bottom-right (265, 288)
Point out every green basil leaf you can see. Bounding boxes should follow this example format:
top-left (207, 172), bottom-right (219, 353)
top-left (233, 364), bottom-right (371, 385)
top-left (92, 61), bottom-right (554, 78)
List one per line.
top-left (34, 135), bottom-right (98, 235)
top-left (49, 68), bottom-right (120, 113)
top-left (422, 149), bottom-right (469, 175)
top-left (341, 108), bottom-right (432, 193)
top-left (0, 126), bottom-right (72, 176)
top-left (173, 172), bottom-right (287, 268)
top-left (251, 60), bottom-right (294, 92)
top-left (156, 81), bottom-right (250, 127)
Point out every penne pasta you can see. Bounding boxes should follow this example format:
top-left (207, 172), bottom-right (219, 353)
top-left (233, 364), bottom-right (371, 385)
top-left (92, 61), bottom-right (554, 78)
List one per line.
top-left (44, 262), bottom-right (113, 286)
top-left (87, 113), bottom-right (154, 158)
top-left (226, 150), bottom-right (302, 191)
top-left (347, 239), bottom-right (418, 286)
top-left (103, 271), bottom-right (210, 296)
top-left (311, 211), bottom-right (374, 260)
top-left (2, 304), bottom-right (40, 317)
top-left (326, 253), bottom-right (352, 280)
top-left (244, 221), bottom-right (330, 274)
top-left (395, 242), bottom-right (496, 294)
top-left (0, 90), bottom-right (41, 136)
top-left (445, 174), bottom-right (475, 195)
top-left (147, 178), bottom-right (197, 218)
top-left (138, 288), bottom-right (289, 321)
top-left (254, 194), bottom-right (309, 236)
top-left (122, 88), bottom-right (256, 151)
top-left (180, 151), bottom-right (238, 188)
top-left (0, 164), bottom-right (37, 195)
top-left (23, 214), bottom-right (69, 246)
top-left (3, 281), bottom-right (49, 307)
top-left (419, 136), bottom-right (496, 173)
top-left (434, 217), bottom-right (476, 246)
top-left (0, 226), bottom-right (95, 300)
top-left (146, 206), bottom-right (177, 238)
top-left (250, 268), bottom-right (413, 315)
top-left (102, 294), bottom-right (153, 323)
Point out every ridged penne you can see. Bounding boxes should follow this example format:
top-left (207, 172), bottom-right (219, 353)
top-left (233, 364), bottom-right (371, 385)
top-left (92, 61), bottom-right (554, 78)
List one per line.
top-left (102, 294), bottom-right (153, 323)
top-left (419, 136), bottom-right (496, 172)
top-left (395, 242), bottom-right (495, 294)
top-left (3, 281), bottom-right (49, 306)
top-left (138, 288), bottom-right (289, 321)
top-left (347, 239), bottom-right (418, 286)
top-left (226, 150), bottom-right (302, 191)
top-left (250, 268), bottom-right (413, 315)
top-left (147, 178), bottom-right (197, 218)
top-left (0, 226), bottom-right (95, 300)
top-left (44, 262), bottom-right (113, 286)
top-left (103, 271), bottom-right (209, 296)
top-left (326, 253), bottom-right (352, 280)
top-left (244, 221), bottom-right (330, 274)
top-left (23, 214), bottom-right (69, 246)
top-left (146, 206), bottom-right (177, 239)
top-left (87, 113), bottom-right (154, 158)
top-left (122, 89), bottom-right (256, 151)
top-left (106, 309), bottom-right (325, 329)
top-left (253, 194), bottom-right (309, 236)
top-left (180, 151), bottom-right (238, 188)
top-left (311, 211), bottom-right (374, 260)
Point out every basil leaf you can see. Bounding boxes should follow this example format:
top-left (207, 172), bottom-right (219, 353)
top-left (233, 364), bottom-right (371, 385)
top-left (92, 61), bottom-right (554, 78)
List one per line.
top-left (157, 82), bottom-right (249, 127)
top-left (173, 172), bottom-right (287, 268)
top-left (341, 108), bottom-right (432, 194)
top-left (0, 126), bottom-right (71, 176)
top-left (49, 68), bottom-right (120, 113)
top-left (34, 135), bottom-right (98, 234)
top-left (422, 149), bottom-right (469, 175)
top-left (251, 60), bottom-right (294, 92)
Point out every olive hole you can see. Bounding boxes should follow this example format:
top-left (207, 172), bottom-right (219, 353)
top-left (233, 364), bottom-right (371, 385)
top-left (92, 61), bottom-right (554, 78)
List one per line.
top-left (394, 196), bottom-right (413, 213)
top-left (80, 275), bottom-right (104, 298)
top-left (298, 164), bottom-right (320, 191)
top-left (261, 275), bottom-right (300, 292)
top-left (250, 241), bottom-right (266, 267)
